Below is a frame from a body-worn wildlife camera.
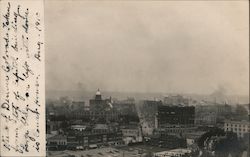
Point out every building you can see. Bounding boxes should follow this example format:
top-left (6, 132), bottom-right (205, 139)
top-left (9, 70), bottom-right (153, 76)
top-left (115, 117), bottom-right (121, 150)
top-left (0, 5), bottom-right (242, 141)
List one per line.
top-left (71, 125), bottom-right (87, 131)
top-left (113, 101), bottom-right (137, 116)
top-left (184, 132), bottom-right (205, 149)
top-left (47, 135), bottom-right (67, 150)
top-left (154, 148), bottom-right (192, 157)
top-left (224, 120), bottom-right (250, 138)
top-left (46, 120), bottom-right (63, 134)
top-left (156, 106), bottom-right (195, 128)
top-left (138, 100), bottom-right (163, 135)
top-left (195, 103), bottom-right (235, 127)
top-left (153, 127), bottom-right (197, 137)
top-left (68, 110), bottom-right (119, 122)
top-left (66, 127), bottom-right (124, 149)
top-left (89, 89), bottom-right (111, 111)
top-left (121, 125), bottom-right (143, 145)
top-left (195, 111), bottom-right (217, 126)
top-left (113, 101), bottom-right (139, 125)
top-left (47, 124), bottom-right (124, 150)
top-left (195, 102), bottom-right (232, 125)
top-left (63, 89), bottom-right (120, 123)
top-left (147, 133), bottom-right (186, 149)
top-left (138, 100), bottom-right (163, 120)
top-left (163, 95), bottom-right (189, 106)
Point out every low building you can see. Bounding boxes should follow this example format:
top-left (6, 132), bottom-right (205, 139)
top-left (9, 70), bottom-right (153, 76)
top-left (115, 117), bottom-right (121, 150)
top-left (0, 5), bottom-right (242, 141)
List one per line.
top-left (147, 129), bottom-right (187, 149)
top-left (93, 124), bottom-right (109, 133)
top-left (69, 131), bottom-right (124, 148)
top-left (154, 127), bottom-right (197, 137)
top-left (224, 120), bottom-right (250, 138)
top-left (154, 148), bottom-right (192, 157)
top-left (71, 125), bottom-right (86, 131)
top-left (66, 124), bottom-right (124, 149)
top-left (47, 135), bottom-right (67, 150)
top-left (184, 132), bottom-right (205, 149)
top-left (121, 125), bottom-right (142, 144)
top-left (46, 120), bottom-right (63, 134)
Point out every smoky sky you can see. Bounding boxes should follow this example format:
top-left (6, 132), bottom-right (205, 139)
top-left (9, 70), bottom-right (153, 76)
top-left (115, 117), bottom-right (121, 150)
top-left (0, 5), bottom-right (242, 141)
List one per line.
top-left (45, 1), bottom-right (249, 95)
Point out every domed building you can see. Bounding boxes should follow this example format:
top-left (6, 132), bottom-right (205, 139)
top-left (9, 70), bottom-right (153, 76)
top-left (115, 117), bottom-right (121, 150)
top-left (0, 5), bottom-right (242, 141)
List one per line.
top-left (89, 89), bottom-right (113, 111)
top-left (88, 89), bottom-right (119, 123)
top-left (95, 89), bottom-right (102, 100)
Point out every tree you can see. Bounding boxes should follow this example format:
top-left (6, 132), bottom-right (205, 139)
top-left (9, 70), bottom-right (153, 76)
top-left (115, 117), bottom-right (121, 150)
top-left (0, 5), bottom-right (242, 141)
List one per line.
top-left (197, 127), bottom-right (225, 149)
top-left (214, 132), bottom-right (244, 157)
top-left (198, 129), bottom-right (247, 157)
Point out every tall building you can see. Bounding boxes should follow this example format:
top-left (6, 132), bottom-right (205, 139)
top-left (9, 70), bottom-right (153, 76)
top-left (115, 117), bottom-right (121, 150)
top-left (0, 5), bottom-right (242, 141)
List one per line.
top-left (156, 106), bottom-right (195, 128)
top-left (139, 100), bottom-right (163, 135)
top-left (113, 100), bottom-right (137, 116)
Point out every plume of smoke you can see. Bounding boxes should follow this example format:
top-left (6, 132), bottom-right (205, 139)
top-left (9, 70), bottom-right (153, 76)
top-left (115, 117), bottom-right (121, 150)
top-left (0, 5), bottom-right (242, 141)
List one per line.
top-left (210, 85), bottom-right (227, 103)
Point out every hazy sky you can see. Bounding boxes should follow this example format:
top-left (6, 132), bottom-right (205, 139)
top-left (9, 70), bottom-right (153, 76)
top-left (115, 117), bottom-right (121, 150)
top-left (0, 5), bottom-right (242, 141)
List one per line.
top-left (45, 1), bottom-right (249, 95)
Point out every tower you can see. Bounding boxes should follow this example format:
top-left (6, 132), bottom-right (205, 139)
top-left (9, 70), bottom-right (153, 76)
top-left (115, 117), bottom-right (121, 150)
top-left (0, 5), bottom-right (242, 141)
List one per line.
top-left (95, 89), bottom-right (102, 100)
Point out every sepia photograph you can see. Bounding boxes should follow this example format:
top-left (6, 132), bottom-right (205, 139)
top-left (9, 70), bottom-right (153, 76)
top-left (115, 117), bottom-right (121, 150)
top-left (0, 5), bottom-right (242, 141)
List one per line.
top-left (44, 1), bottom-right (249, 157)
top-left (45, 1), bottom-right (249, 157)
top-left (0, 0), bottom-right (249, 157)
